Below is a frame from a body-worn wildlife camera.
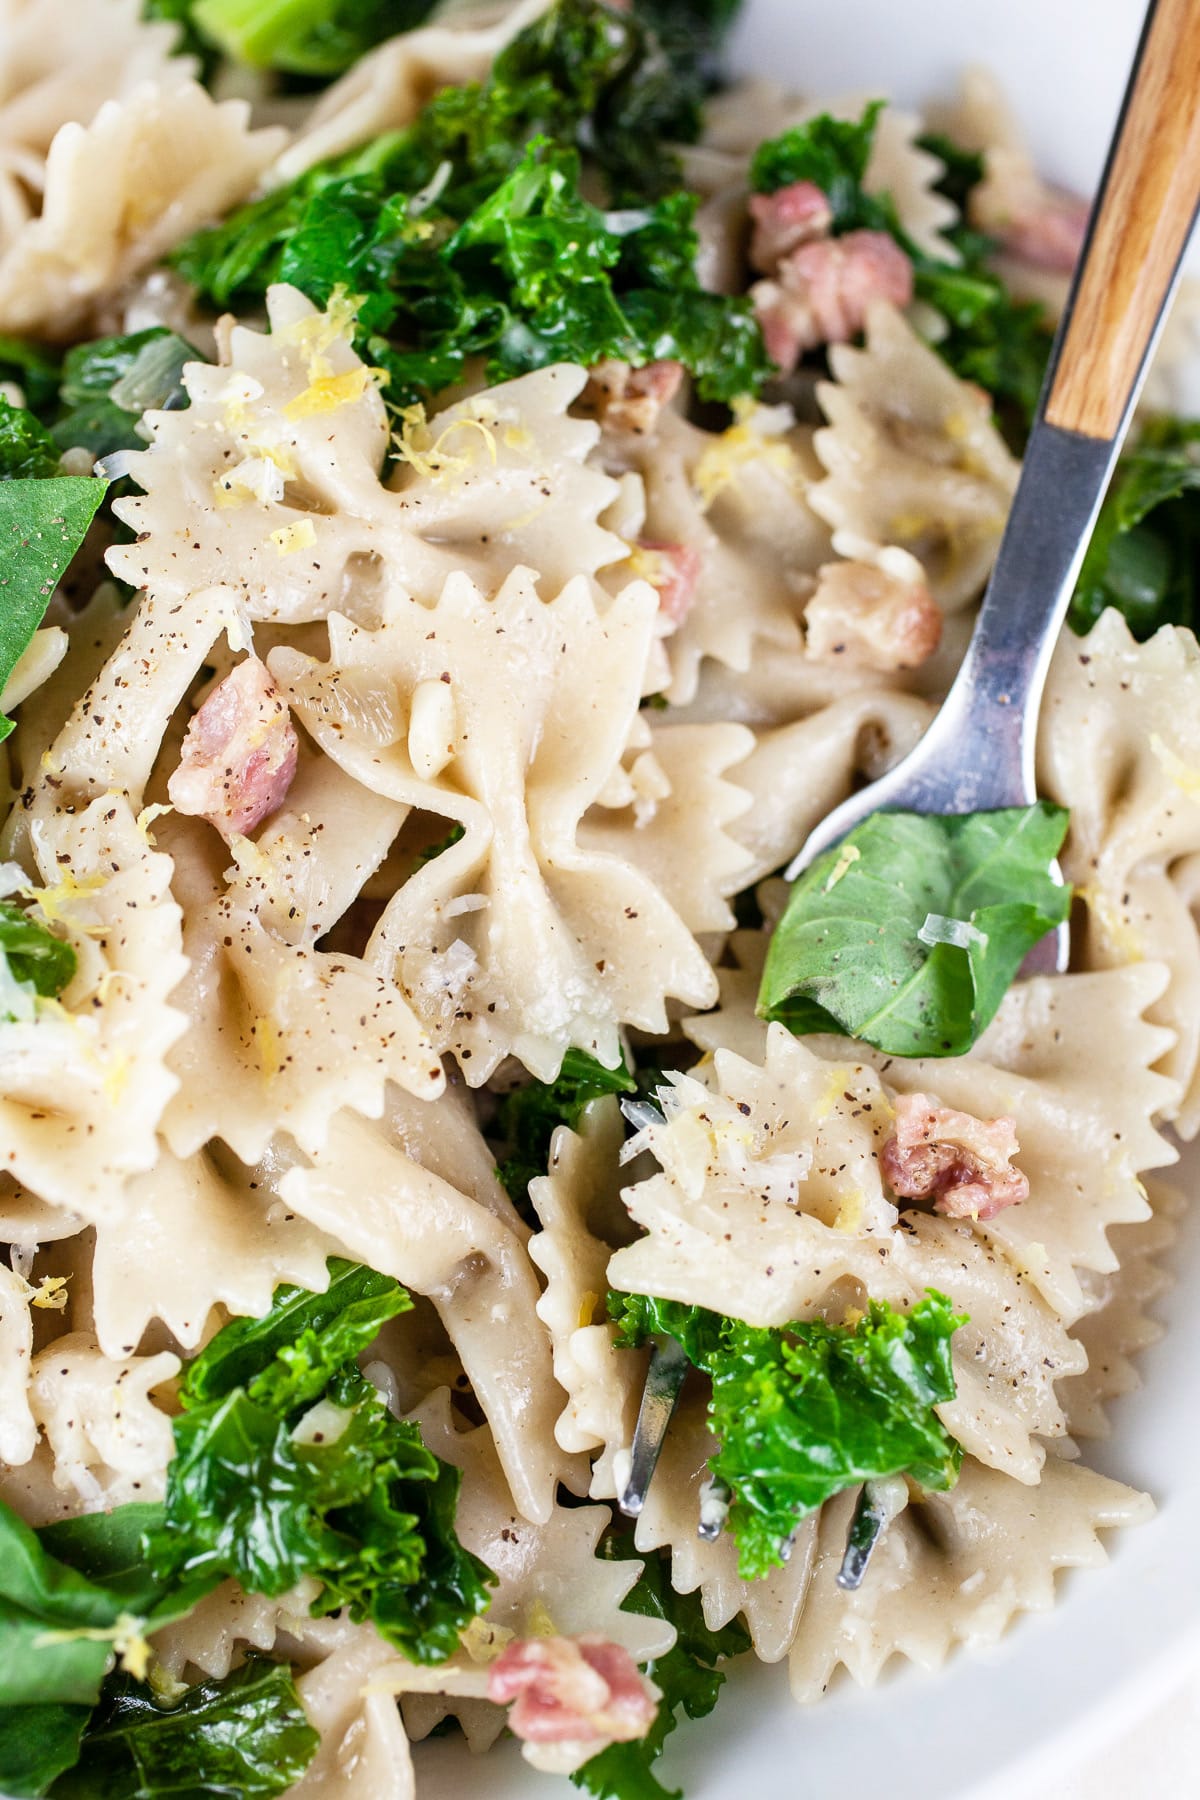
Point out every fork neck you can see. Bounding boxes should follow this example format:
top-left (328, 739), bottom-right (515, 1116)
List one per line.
top-left (914, 424), bottom-right (1118, 815)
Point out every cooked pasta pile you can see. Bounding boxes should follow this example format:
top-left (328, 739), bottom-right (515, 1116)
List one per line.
top-left (1, 2), bottom-right (1197, 1795)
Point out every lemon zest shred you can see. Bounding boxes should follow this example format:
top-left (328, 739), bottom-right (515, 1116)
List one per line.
top-left (577, 1291), bottom-right (599, 1330)
top-left (823, 842), bottom-right (861, 893)
top-left (693, 416), bottom-right (797, 510)
top-left (1150, 732), bottom-right (1200, 797)
top-left (30, 1275), bottom-right (69, 1311)
top-left (270, 518), bottom-right (318, 555)
top-left (459, 1615), bottom-right (515, 1664)
top-left (284, 366), bottom-right (372, 420)
top-left (526, 1598), bottom-right (558, 1638)
top-left (21, 869), bottom-right (105, 929)
top-left (391, 408), bottom-right (499, 482)
top-left (254, 1016), bottom-right (282, 1082)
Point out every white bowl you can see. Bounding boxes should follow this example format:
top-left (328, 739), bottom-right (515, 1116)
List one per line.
top-left (420, 3), bottom-right (1200, 1792)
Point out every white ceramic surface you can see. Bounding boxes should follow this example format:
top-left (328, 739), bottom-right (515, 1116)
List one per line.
top-left (421, 3), bottom-right (1200, 1793)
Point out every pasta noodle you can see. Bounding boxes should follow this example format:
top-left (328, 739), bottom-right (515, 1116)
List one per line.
top-left (0, 6), bottom-right (1189, 1790)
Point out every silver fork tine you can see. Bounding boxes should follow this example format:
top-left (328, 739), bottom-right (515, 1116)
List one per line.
top-left (836, 1483), bottom-right (891, 1591)
top-left (618, 1338), bottom-right (688, 1517)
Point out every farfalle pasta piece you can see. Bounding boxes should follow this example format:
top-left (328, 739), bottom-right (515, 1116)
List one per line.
top-left (0, 1262), bottom-right (37, 1467)
top-left (400, 1387), bottom-right (673, 1748)
top-left (630, 1387), bottom-right (816, 1664)
top-left (1059, 1179), bottom-right (1181, 1440)
top-left (273, 566), bottom-right (716, 1083)
top-left (594, 408), bottom-right (831, 707)
top-left (151, 1578), bottom-right (343, 1683)
top-left (0, 795), bottom-right (188, 1223)
top-left (608, 1024), bottom-right (1090, 1485)
top-left (163, 899), bottom-right (444, 1165)
top-left (0, 80), bottom-right (285, 337)
top-left (109, 288), bottom-right (625, 620)
top-left (288, 1623), bottom-right (418, 1800)
top-left (90, 1144), bottom-right (339, 1359)
top-left (278, 1110), bottom-right (582, 1524)
top-left (527, 1097), bottom-right (642, 1496)
top-left (580, 721), bottom-right (755, 934)
top-left (809, 302), bottom-right (1019, 610)
top-left (1040, 612), bottom-right (1200, 1135)
top-left (28, 1330), bottom-right (178, 1509)
top-left (788, 1457), bottom-right (1152, 1701)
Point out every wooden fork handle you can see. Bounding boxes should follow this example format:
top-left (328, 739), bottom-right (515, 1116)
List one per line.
top-left (1045, 0), bottom-right (1200, 440)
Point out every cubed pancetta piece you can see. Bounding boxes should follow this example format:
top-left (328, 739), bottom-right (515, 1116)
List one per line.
top-left (168, 655), bottom-right (298, 842)
top-left (581, 358), bottom-right (685, 434)
top-left (751, 229), bottom-right (913, 371)
top-left (881, 1092), bottom-right (1029, 1221)
top-left (488, 1634), bottom-right (658, 1771)
top-left (636, 541), bottom-right (703, 625)
top-left (970, 154), bottom-right (1089, 273)
top-left (748, 179), bottom-right (834, 271)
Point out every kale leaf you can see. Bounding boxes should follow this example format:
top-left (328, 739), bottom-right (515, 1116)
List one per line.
top-left (144, 1260), bottom-right (494, 1663)
top-left (0, 401), bottom-right (62, 480)
top-left (0, 899), bottom-right (77, 1017)
top-left (176, 135), bottom-right (768, 408)
top-left (1069, 416), bottom-right (1200, 638)
top-left (0, 474), bottom-right (108, 740)
top-left (611, 1292), bottom-right (965, 1579)
top-left (757, 804), bottom-right (1071, 1057)
top-left (181, 0), bottom-right (434, 77)
top-left (51, 330), bottom-right (198, 460)
top-left (50, 1657), bottom-right (319, 1800)
top-left (749, 103), bottom-right (887, 230)
top-left (495, 1047), bottom-right (635, 1211)
top-left (749, 106), bottom-right (1052, 438)
top-left (574, 1540), bottom-right (750, 1800)
top-left (171, 3), bottom-right (770, 404)
top-left (0, 1706), bottom-right (92, 1800)
top-left (0, 337), bottom-right (62, 416)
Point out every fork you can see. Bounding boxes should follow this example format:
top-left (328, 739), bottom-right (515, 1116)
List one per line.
top-left (617, 0), bottom-right (1200, 1569)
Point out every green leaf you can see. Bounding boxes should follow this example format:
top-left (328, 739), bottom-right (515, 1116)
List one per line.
top-left (0, 1705), bottom-right (91, 1799)
top-left (0, 400), bottom-right (63, 480)
top-left (1069, 416), bottom-right (1200, 639)
top-left (50, 1656), bottom-right (319, 1800)
top-left (0, 899), bottom-right (77, 1014)
top-left (610, 1292), bottom-right (965, 1580)
top-left (188, 0), bottom-right (434, 77)
top-left (574, 1541), bottom-right (749, 1800)
top-left (0, 337), bottom-right (62, 416)
top-left (749, 101), bottom-right (887, 228)
top-left (179, 1257), bottom-right (411, 1411)
top-left (0, 1500), bottom-right (172, 1711)
top-left (757, 804), bottom-right (1071, 1058)
top-left (495, 1047), bottom-right (635, 1211)
top-left (52, 330), bottom-right (199, 459)
top-left (147, 1263), bottom-right (493, 1664)
top-left (0, 475), bottom-right (107, 738)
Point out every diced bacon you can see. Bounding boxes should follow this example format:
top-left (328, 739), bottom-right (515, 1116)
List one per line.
top-left (804, 558), bottom-right (942, 671)
top-left (581, 358), bottom-right (685, 434)
top-left (996, 187), bottom-right (1089, 273)
top-left (881, 1092), bottom-right (1029, 1222)
top-left (748, 180), bottom-right (834, 272)
top-left (488, 1635), bottom-right (658, 1752)
top-left (970, 155), bottom-right (1089, 274)
top-left (168, 655), bottom-right (298, 842)
top-left (751, 230), bottom-right (913, 372)
top-left (637, 540), bottom-right (703, 625)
